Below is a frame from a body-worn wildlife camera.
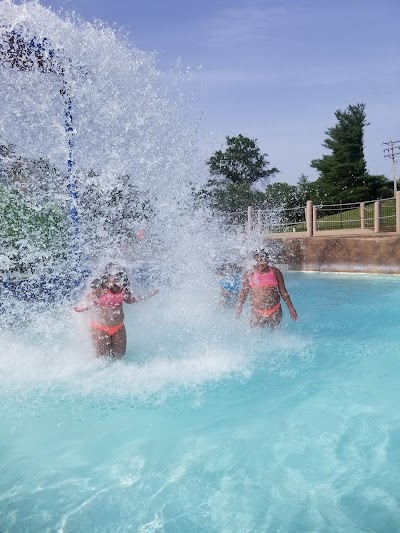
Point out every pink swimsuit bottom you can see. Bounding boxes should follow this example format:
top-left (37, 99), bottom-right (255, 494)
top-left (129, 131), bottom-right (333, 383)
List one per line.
top-left (252, 302), bottom-right (281, 317)
top-left (90, 322), bottom-right (124, 336)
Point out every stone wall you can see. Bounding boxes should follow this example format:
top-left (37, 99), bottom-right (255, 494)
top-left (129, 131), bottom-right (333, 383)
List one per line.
top-left (267, 235), bottom-right (400, 274)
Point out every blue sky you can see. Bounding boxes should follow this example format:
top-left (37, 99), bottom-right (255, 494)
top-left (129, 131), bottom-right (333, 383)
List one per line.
top-left (36, 0), bottom-right (400, 185)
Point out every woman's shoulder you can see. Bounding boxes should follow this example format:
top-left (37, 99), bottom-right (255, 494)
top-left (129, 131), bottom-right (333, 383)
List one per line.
top-left (88, 286), bottom-right (106, 299)
top-left (271, 266), bottom-right (284, 279)
top-left (270, 265), bottom-right (280, 273)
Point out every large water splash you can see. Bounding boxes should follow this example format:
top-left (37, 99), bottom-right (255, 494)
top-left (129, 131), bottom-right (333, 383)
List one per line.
top-left (0, 6), bottom-right (275, 363)
top-left (0, 0), bottom-right (271, 377)
top-left (0, 0), bottom-right (221, 279)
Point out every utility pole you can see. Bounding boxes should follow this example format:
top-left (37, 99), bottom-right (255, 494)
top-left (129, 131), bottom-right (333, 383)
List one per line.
top-left (383, 140), bottom-right (400, 196)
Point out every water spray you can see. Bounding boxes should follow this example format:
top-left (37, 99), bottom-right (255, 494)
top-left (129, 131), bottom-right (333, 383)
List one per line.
top-left (0, 26), bottom-right (82, 285)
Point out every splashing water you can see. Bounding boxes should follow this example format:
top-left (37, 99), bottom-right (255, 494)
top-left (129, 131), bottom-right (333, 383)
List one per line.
top-left (0, 0), bottom-right (229, 279)
top-left (0, 0), bottom-right (264, 329)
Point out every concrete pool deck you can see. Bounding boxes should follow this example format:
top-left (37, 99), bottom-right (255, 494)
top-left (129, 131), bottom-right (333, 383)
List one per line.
top-left (264, 230), bottom-right (400, 274)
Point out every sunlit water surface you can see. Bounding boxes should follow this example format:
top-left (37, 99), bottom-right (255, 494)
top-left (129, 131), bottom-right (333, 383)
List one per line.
top-left (1, 272), bottom-right (400, 532)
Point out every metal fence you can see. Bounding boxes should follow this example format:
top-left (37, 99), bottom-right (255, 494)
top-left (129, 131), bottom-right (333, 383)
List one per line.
top-left (215, 194), bottom-right (400, 236)
top-left (257, 206), bottom-right (306, 233)
top-left (212, 211), bottom-right (248, 229)
top-left (215, 206), bottom-right (307, 233)
top-left (314, 197), bottom-right (396, 232)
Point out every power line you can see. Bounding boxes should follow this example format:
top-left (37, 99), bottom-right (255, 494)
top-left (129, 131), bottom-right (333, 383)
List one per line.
top-left (383, 139), bottom-right (400, 196)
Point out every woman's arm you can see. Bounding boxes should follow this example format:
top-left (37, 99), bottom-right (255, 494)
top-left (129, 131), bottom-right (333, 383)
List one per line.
top-left (73, 289), bottom-right (101, 312)
top-left (274, 268), bottom-right (298, 321)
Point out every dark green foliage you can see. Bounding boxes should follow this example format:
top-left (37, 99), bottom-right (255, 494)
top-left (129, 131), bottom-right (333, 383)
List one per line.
top-left (0, 140), bottom-right (152, 273)
top-left (203, 134), bottom-right (279, 211)
top-left (207, 134), bottom-right (279, 185)
top-left (264, 182), bottom-right (298, 210)
top-left (295, 175), bottom-right (316, 205)
top-left (0, 184), bottom-right (70, 273)
top-left (306, 174), bottom-right (393, 205)
top-left (310, 103), bottom-right (392, 203)
top-left (0, 141), bottom-right (71, 272)
top-left (311, 103), bottom-right (368, 183)
top-left (201, 181), bottom-right (266, 212)
top-left (361, 174), bottom-right (394, 200)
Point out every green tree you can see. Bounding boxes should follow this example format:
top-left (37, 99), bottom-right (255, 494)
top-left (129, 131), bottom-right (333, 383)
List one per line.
top-left (264, 182), bottom-right (297, 210)
top-left (311, 103), bottom-right (368, 179)
top-left (295, 174), bottom-right (317, 205)
top-left (204, 134), bottom-right (279, 211)
top-left (311, 103), bottom-right (371, 202)
top-left (0, 184), bottom-right (69, 274)
top-left (263, 181), bottom-right (299, 224)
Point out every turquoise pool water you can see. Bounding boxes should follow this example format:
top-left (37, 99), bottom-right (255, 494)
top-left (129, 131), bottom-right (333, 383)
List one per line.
top-left (1, 272), bottom-right (400, 532)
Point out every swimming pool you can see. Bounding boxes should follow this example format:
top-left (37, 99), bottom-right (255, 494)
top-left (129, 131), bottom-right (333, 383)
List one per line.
top-left (1, 272), bottom-right (400, 532)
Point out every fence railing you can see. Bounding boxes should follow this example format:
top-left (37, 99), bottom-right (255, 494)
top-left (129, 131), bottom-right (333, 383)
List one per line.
top-left (218, 192), bottom-right (400, 237)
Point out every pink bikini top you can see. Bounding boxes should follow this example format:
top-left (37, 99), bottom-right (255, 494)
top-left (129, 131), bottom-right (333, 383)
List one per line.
top-left (249, 269), bottom-right (278, 289)
top-left (96, 289), bottom-right (125, 307)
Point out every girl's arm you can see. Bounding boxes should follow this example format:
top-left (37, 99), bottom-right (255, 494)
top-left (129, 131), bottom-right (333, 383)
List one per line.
top-left (124, 289), bottom-right (159, 304)
top-left (73, 289), bottom-right (101, 312)
top-left (274, 268), bottom-right (298, 320)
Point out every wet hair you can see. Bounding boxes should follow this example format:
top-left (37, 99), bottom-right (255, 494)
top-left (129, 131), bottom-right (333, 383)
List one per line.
top-left (91, 263), bottom-right (131, 293)
top-left (104, 262), bottom-right (123, 276)
top-left (228, 263), bottom-right (242, 274)
top-left (253, 249), bottom-right (269, 260)
top-left (90, 277), bottom-right (102, 290)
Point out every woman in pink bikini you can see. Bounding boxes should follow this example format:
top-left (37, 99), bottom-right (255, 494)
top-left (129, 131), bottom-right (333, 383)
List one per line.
top-left (74, 263), bottom-right (158, 358)
top-left (236, 250), bottom-right (297, 328)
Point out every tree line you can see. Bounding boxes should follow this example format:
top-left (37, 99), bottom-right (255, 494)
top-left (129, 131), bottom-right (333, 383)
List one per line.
top-left (0, 101), bottom-right (394, 272)
top-left (198, 103), bottom-right (393, 213)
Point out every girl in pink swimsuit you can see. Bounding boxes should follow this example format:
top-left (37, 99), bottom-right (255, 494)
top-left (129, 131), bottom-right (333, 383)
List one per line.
top-left (74, 263), bottom-right (158, 358)
top-left (236, 250), bottom-right (298, 328)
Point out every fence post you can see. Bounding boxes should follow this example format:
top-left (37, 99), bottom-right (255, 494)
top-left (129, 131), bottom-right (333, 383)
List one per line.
top-left (313, 206), bottom-right (317, 234)
top-left (360, 202), bottom-right (365, 230)
top-left (306, 200), bottom-right (313, 237)
top-left (396, 192), bottom-right (400, 234)
top-left (257, 209), bottom-right (262, 233)
top-left (374, 201), bottom-right (380, 233)
top-left (247, 206), bottom-right (253, 233)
